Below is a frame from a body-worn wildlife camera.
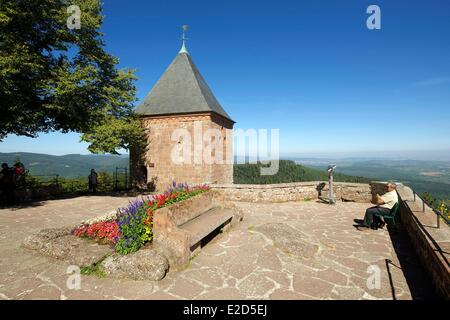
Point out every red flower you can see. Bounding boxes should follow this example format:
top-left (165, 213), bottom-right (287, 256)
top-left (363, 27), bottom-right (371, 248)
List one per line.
top-left (73, 220), bottom-right (120, 244)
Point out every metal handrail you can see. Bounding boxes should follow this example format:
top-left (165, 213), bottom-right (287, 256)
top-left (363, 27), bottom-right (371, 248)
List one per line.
top-left (412, 190), bottom-right (450, 228)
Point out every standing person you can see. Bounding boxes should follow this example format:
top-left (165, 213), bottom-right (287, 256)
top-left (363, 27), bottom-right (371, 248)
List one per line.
top-left (13, 159), bottom-right (26, 186)
top-left (88, 169), bottom-right (98, 193)
top-left (0, 163), bottom-right (15, 205)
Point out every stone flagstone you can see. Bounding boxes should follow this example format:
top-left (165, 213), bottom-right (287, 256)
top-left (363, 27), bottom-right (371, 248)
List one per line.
top-left (0, 195), bottom-right (436, 300)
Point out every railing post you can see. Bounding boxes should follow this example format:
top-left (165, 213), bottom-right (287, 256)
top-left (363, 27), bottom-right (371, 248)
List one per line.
top-left (412, 188), bottom-right (447, 228)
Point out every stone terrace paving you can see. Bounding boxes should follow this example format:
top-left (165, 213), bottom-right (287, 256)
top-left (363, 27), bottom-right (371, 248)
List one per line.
top-left (0, 195), bottom-right (436, 300)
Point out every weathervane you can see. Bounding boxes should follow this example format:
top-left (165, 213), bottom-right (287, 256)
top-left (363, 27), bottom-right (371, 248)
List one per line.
top-left (179, 25), bottom-right (189, 54)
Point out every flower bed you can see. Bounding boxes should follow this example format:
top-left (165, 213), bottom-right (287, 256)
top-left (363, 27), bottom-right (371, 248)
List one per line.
top-left (72, 182), bottom-right (210, 255)
top-left (72, 221), bottom-right (120, 245)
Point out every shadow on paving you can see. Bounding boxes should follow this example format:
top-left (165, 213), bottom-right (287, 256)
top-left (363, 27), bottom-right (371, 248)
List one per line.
top-left (386, 222), bottom-right (439, 300)
top-left (0, 201), bottom-right (47, 211)
top-left (0, 190), bottom-right (148, 210)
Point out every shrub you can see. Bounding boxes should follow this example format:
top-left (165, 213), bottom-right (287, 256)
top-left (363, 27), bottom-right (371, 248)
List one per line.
top-left (115, 198), bottom-right (150, 255)
top-left (114, 182), bottom-right (210, 255)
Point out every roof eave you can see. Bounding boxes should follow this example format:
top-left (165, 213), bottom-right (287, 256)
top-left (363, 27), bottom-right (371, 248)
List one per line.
top-left (135, 110), bottom-right (235, 124)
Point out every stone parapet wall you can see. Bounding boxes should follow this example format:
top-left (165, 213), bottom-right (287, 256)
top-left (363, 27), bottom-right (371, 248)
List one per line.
top-left (210, 182), bottom-right (372, 203)
top-left (393, 183), bottom-right (450, 300)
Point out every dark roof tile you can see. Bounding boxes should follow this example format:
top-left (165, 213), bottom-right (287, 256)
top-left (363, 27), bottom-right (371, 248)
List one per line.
top-left (135, 52), bottom-right (234, 123)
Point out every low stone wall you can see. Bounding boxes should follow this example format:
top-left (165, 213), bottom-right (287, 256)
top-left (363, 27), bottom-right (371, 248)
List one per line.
top-left (153, 192), bottom-right (212, 269)
top-left (211, 182), bottom-right (372, 203)
top-left (155, 191), bottom-right (215, 228)
top-left (393, 184), bottom-right (450, 300)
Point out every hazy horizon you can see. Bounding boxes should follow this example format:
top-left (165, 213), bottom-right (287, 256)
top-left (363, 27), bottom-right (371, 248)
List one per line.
top-left (1, 149), bottom-right (449, 162)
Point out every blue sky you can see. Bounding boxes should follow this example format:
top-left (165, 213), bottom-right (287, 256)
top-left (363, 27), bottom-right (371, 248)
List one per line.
top-left (1, 0), bottom-right (450, 159)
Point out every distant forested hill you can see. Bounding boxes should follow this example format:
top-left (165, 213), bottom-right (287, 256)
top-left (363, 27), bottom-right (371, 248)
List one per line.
top-left (2, 152), bottom-right (446, 201)
top-left (303, 159), bottom-right (450, 200)
top-left (233, 160), bottom-right (370, 184)
top-left (0, 152), bottom-right (128, 178)
top-left (0, 154), bottom-right (370, 184)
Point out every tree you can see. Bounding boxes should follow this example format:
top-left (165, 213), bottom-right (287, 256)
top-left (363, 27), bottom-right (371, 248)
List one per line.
top-left (80, 115), bottom-right (146, 154)
top-left (0, 0), bottom-right (143, 152)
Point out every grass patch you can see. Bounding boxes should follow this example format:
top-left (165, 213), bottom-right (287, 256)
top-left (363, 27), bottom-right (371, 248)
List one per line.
top-left (189, 251), bottom-right (199, 261)
top-left (80, 256), bottom-right (108, 278)
top-left (80, 263), bottom-right (106, 278)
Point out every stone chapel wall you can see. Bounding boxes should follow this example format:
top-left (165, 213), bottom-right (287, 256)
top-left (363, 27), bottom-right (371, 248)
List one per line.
top-left (137, 113), bottom-right (233, 191)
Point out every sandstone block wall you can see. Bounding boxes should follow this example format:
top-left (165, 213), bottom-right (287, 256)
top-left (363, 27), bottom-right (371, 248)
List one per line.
top-left (391, 183), bottom-right (450, 300)
top-left (132, 113), bottom-right (233, 191)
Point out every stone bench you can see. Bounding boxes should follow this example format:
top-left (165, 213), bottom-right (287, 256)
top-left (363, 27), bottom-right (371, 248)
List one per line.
top-left (153, 191), bottom-right (243, 270)
top-left (180, 207), bottom-right (234, 248)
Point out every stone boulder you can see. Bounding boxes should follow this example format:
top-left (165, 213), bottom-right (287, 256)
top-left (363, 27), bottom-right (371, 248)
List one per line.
top-left (22, 227), bottom-right (113, 266)
top-left (101, 249), bottom-right (168, 281)
top-left (22, 227), bottom-right (72, 250)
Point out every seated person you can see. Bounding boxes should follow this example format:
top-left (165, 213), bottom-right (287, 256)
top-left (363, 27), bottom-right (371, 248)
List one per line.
top-left (356, 181), bottom-right (398, 230)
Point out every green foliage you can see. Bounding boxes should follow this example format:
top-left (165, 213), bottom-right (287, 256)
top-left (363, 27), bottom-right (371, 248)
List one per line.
top-left (20, 172), bottom-right (44, 188)
top-left (115, 204), bottom-right (150, 255)
top-left (0, 152), bottom-right (129, 178)
top-left (58, 171), bottom-right (124, 193)
top-left (142, 224), bottom-right (153, 243)
top-left (422, 192), bottom-right (438, 208)
top-left (80, 261), bottom-right (106, 278)
top-left (18, 171), bottom-right (124, 197)
top-left (233, 160), bottom-right (370, 184)
top-left (59, 176), bottom-right (88, 193)
top-left (80, 115), bottom-right (146, 155)
top-left (307, 159), bottom-right (450, 200)
top-left (437, 201), bottom-right (449, 220)
top-left (97, 171), bottom-right (113, 190)
top-left (0, 0), bottom-right (140, 154)
top-left (114, 184), bottom-right (210, 255)
top-left (421, 192), bottom-right (449, 220)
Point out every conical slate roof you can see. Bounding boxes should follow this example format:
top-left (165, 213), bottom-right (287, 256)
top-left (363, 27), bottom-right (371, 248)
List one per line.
top-left (135, 51), bottom-right (234, 123)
